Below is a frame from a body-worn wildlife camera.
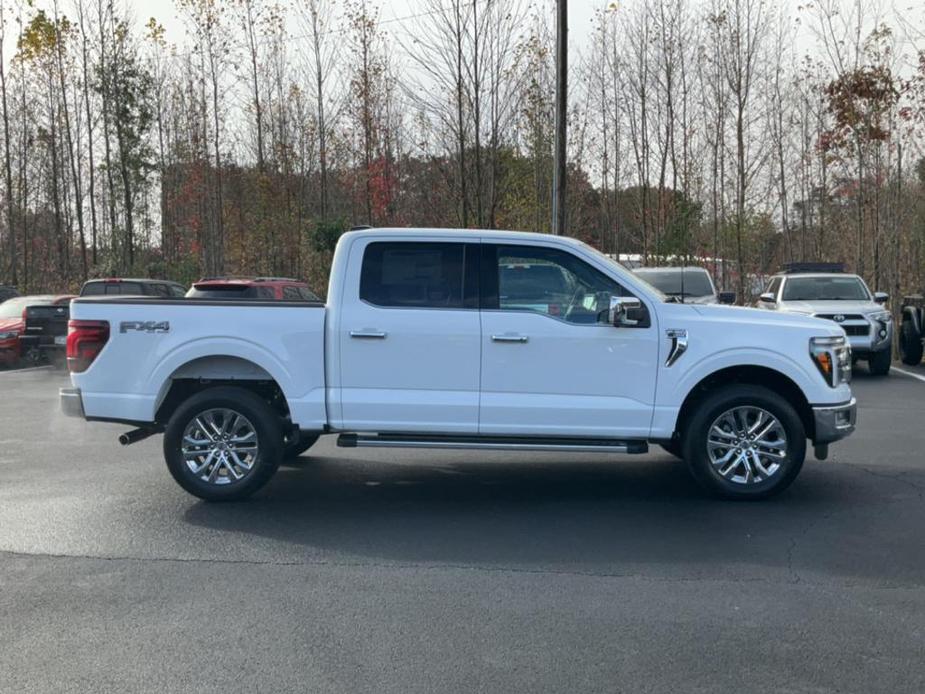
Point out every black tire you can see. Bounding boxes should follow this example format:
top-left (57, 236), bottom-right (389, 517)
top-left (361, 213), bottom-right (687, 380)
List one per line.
top-left (22, 346), bottom-right (45, 367)
top-left (163, 386), bottom-right (284, 501)
top-left (867, 347), bottom-right (891, 376)
top-left (899, 319), bottom-right (923, 366)
top-left (659, 440), bottom-right (683, 459)
top-left (284, 431), bottom-right (320, 459)
top-left (681, 384), bottom-right (806, 500)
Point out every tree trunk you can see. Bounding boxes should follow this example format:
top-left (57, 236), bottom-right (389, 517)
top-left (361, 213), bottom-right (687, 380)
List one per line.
top-left (0, 16), bottom-right (16, 285)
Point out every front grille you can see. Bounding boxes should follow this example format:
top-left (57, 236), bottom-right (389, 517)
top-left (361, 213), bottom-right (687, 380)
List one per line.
top-left (814, 313), bottom-right (870, 337)
top-left (843, 324), bottom-right (870, 336)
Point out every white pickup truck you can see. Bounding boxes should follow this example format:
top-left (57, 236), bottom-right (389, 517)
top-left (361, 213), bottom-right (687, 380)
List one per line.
top-left (61, 228), bottom-right (857, 501)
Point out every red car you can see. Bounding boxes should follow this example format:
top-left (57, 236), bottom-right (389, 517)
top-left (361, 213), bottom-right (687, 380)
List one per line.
top-left (185, 277), bottom-right (320, 302)
top-left (0, 295), bottom-right (75, 367)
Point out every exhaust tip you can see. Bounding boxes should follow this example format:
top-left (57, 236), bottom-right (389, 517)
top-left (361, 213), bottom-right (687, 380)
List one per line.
top-left (118, 427), bottom-right (160, 446)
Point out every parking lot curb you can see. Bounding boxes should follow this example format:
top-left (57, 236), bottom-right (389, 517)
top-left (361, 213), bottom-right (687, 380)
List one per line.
top-left (891, 367), bottom-right (925, 384)
top-left (0, 365), bottom-right (53, 375)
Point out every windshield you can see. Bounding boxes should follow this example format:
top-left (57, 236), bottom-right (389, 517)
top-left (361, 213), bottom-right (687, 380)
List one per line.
top-left (782, 276), bottom-right (870, 301)
top-left (634, 268), bottom-right (714, 297)
top-left (0, 296), bottom-right (53, 320)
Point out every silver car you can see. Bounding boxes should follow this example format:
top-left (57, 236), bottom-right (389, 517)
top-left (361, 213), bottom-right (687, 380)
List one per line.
top-left (757, 266), bottom-right (893, 375)
top-left (632, 266), bottom-right (736, 305)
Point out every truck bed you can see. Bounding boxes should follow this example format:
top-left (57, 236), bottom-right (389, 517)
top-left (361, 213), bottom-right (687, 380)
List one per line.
top-left (68, 296), bottom-right (327, 429)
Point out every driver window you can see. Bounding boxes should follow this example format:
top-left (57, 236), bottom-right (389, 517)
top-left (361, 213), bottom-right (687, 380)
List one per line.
top-left (495, 245), bottom-right (626, 324)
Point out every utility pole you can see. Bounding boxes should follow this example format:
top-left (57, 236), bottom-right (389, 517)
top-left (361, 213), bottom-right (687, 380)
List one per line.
top-left (551, 0), bottom-right (567, 235)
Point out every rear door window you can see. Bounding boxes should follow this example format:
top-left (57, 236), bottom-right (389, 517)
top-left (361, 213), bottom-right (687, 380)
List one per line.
top-left (282, 286), bottom-right (302, 301)
top-left (360, 242), bottom-right (470, 309)
top-left (186, 286), bottom-right (257, 300)
top-left (80, 282), bottom-right (104, 296)
top-left (108, 282), bottom-right (143, 295)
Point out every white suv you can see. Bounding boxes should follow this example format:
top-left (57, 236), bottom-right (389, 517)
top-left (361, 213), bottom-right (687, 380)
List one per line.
top-left (758, 265), bottom-right (893, 375)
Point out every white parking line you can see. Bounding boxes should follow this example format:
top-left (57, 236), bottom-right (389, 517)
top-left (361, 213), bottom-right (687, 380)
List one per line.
top-left (892, 366), bottom-right (925, 384)
top-left (0, 365), bottom-right (53, 375)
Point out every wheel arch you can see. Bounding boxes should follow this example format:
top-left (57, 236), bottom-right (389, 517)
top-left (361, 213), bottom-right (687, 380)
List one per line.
top-left (674, 365), bottom-right (815, 441)
top-left (153, 354), bottom-right (291, 425)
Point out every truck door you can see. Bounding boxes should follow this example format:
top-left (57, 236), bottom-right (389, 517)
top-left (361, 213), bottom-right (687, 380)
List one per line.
top-left (336, 239), bottom-right (481, 433)
top-left (478, 242), bottom-right (659, 439)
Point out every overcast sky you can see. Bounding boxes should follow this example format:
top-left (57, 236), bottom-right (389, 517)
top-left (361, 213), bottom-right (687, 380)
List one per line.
top-left (4, 0), bottom-right (923, 69)
top-left (116, 0), bottom-right (599, 57)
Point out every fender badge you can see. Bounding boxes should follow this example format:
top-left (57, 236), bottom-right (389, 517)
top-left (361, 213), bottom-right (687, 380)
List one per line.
top-left (665, 329), bottom-right (688, 367)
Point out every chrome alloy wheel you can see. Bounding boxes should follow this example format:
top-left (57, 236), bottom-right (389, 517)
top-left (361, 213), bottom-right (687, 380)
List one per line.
top-left (706, 406), bottom-right (788, 485)
top-left (181, 408), bottom-right (260, 485)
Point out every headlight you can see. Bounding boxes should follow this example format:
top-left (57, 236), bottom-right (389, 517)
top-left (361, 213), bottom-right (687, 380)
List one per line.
top-left (870, 310), bottom-right (892, 323)
top-left (0, 330), bottom-right (19, 340)
top-left (810, 336), bottom-right (851, 387)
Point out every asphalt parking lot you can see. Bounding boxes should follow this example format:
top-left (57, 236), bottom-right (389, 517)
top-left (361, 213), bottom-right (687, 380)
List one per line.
top-left (1, 365), bottom-right (924, 693)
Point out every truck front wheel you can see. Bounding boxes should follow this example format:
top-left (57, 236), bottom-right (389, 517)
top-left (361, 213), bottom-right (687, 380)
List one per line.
top-left (682, 385), bottom-right (806, 500)
top-left (163, 386), bottom-right (284, 501)
top-left (867, 347), bottom-right (892, 376)
top-left (900, 319), bottom-right (923, 366)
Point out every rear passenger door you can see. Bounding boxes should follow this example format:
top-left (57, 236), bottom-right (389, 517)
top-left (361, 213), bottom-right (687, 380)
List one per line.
top-left (337, 238), bottom-right (481, 433)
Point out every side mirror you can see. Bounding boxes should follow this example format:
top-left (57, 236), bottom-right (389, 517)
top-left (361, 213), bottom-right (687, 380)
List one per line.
top-left (718, 291), bottom-right (737, 305)
top-left (609, 296), bottom-right (642, 327)
top-left (758, 292), bottom-right (776, 304)
top-left (874, 292), bottom-right (889, 304)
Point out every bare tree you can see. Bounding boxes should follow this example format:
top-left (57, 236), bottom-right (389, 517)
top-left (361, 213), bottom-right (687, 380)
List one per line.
top-left (715, 0), bottom-right (772, 301)
top-left (295, 0), bottom-right (340, 219)
top-left (0, 0), bottom-right (17, 284)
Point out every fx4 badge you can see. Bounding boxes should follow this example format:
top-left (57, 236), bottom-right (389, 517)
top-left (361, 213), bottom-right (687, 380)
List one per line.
top-left (120, 320), bottom-right (170, 334)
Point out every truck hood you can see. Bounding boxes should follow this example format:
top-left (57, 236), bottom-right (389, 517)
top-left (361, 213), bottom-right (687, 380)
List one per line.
top-left (688, 303), bottom-right (843, 336)
top-left (776, 300), bottom-right (881, 315)
top-left (675, 294), bottom-right (716, 305)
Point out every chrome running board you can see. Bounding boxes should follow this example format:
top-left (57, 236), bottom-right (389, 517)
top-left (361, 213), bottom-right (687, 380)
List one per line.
top-left (337, 433), bottom-right (648, 454)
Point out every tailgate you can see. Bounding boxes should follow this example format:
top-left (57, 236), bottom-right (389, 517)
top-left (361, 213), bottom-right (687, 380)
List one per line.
top-left (24, 304), bottom-right (70, 344)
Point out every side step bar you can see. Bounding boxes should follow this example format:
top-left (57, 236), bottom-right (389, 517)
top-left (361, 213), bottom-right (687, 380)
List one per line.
top-left (337, 433), bottom-right (648, 454)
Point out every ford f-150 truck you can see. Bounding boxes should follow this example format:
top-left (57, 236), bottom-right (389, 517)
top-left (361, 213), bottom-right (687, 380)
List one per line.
top-left (61, 228), bottom-right (857, 501)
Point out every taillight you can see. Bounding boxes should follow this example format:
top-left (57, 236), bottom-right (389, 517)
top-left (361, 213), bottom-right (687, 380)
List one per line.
top-left (67, 320), bottom-right (110, 373)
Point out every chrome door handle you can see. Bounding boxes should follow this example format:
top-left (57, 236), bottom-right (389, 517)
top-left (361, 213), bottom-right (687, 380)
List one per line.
top-left (491, 334), bottom-right (528, 343)
top-left (350, 330), bottom-right (387, 339)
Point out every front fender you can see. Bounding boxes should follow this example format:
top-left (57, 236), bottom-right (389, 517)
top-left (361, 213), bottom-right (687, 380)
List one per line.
top-left (664, 347), bottom-right (830, 405)
top-left (649, 347), bottom-right (849, 440)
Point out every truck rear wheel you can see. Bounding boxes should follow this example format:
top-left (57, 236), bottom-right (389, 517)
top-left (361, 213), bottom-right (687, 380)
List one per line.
top-left (900, 319), bottom-right (923, 366)
top-left (163, 386), bottom-right (283, 501)
top-left (682, 385), bottom-right (806, 500)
